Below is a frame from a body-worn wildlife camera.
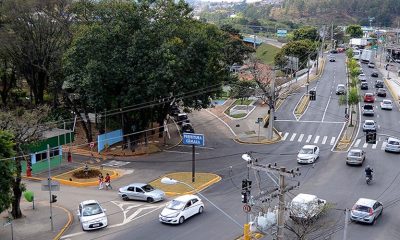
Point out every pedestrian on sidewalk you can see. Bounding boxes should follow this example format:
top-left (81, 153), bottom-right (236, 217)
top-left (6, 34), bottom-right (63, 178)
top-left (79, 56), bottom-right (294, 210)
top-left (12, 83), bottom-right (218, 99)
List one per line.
top-left (105, 173), bottom-right (112, 190)
top-left (98, 173), bottom-right (104, 190)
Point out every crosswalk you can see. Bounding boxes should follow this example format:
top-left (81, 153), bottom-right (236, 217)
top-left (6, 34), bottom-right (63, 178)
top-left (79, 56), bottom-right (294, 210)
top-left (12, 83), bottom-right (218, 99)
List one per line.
top-left (280, 132), bottom-right (336, 146)
top-left (353, 139), bottom-right (388, 150)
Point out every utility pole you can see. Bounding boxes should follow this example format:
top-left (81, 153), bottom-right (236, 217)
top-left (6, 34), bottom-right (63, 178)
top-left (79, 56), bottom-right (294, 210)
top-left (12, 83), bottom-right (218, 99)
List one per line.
top-left (47, 145), bottom-right (54, 232)
top-left (331, 22), bottom-right (334, 51)
top-left (306, 56), bottom-right (310, 95)
top-left (343, 208), bottom-right (349, 240)
top-left (267, 68), bottom-right (276, 140)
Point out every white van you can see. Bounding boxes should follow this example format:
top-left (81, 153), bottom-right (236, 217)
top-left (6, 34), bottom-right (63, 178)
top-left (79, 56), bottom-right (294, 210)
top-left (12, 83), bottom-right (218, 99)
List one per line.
top-left (385, 137), bottom-right (400, 153)
top-left (289, 193), bottom-right (326, 221)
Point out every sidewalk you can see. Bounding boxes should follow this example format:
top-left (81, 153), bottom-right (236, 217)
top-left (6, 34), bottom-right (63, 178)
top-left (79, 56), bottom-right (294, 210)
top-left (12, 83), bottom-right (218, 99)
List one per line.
top-left (376, 62), bottom-right (400, 109)
top-left (0, 199), bottom-right (72, 240)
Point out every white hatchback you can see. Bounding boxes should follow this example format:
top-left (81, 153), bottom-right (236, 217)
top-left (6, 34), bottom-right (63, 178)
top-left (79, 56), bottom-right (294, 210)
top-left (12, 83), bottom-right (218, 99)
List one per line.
top-left (380, 99), bottom-right (393, 110)
top-left (159, 195), bottom-right (204, 224)
top-left (77, 200), bottom-right (108, 231)
top-left (297, 145), bottom-right (320, 164)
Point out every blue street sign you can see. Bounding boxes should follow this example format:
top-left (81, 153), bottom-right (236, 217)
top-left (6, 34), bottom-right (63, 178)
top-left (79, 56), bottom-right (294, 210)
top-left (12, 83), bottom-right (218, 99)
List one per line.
top-left (182, 133), bottom-right (205, 146)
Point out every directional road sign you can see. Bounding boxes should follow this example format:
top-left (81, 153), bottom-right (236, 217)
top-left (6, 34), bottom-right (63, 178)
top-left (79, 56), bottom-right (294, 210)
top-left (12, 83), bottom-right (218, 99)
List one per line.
top-left (182, 133), bottom-right (205, 146)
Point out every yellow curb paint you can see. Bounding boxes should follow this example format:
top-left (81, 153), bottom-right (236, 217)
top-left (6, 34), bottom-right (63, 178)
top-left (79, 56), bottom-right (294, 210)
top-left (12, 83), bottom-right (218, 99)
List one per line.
top-left (157, 173), bottom-right (221, 196)
top-left (51, 168), bottom-right (120, 187)
top-left (53, 205), bottom-right (73, 240)
top-left (383, 78), bottom-right (400, 111)
top-left (22, 176), bottom-right (43, 181)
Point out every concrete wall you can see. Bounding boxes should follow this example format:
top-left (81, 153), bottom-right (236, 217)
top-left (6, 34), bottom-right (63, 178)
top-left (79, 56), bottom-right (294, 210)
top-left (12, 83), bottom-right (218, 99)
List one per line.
top-left (97, 129), bottom-right (123, 152)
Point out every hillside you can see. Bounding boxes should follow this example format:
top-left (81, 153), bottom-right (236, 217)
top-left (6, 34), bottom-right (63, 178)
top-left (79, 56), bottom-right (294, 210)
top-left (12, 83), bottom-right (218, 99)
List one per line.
top-left (272, 0), bottom-right (400, 27)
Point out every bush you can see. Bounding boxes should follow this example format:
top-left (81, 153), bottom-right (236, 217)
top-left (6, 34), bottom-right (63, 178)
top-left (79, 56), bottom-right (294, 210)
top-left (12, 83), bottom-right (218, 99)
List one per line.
top-left (72, 169), bottom-right (102, 179)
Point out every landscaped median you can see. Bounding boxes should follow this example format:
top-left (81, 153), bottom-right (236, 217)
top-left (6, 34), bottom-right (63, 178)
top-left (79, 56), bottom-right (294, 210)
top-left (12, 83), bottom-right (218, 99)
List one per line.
top-left (149, 172), bottom-right (221, 197)
top-left (51, 166), bottom-right (121, 187)
top-left (294, 94), bottom-right (310, 118)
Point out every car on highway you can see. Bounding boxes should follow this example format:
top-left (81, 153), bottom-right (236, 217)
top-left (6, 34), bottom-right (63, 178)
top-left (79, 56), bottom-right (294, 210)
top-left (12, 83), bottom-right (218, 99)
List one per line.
top-left (362, 104), bottom-right (374, 116)
top-left (159, 195), bottom-right (204, 224)
top-left (360, 82), bottom-right (368, 90)
top-left (77, 200), bottom-right (108, 231)
top-left (350, 198), bottom-right (383, 225)
top-left (329, 56), bottom-right (336, 62)
top-left (368, 62), bottom-right (375, 68)
top-left (363, 93), bottom-right (375, 103)
top-left (335, 84), bottom-right (346, 95)
top-left (380, 99), bottom-right (393, 110)
top-left (358, 74), bottom-right (367, 82)
top-left (346, 149), bottom-right (365, 165)
top-left (384, 137), bottom-right (400, 153)
top-left (376, 88), bottom-right (387, 97)
top-left (118, 183), bottom-right (165, 203)
top-left (297, 145), bottom-right (320, 164)
top-left (371, 71), bottom-right (379, 77)
top-left (375, 80), bottom-right (384, 88)
top-left (362, 120), bottom-right (376, 132)
top-left (289, 193), bottom-right (326, 221)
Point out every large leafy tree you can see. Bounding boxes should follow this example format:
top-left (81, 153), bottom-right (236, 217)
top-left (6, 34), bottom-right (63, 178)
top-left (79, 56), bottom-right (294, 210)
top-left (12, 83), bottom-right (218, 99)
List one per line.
top-left (0, 131), bottom-right (15, 214)
top-left (292, 26), bottom-right (318, 41)
top-left (274, 39), bottom-right (317, 68)
top-left (64, 0), bottom-right (236, 143)
top-left (346, 24), bottom-right (363, 38)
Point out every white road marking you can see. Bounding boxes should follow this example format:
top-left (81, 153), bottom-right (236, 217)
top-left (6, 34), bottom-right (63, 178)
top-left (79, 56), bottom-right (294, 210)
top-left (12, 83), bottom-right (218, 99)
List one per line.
top-left (354, 139), bottom-right (361, 147)
top-left (372, 142), bottom-right (377, 149)
top-left (178, 145), bottom-right (214, 150)
top-left (290, 133), bottom-right (297, 141)
top-left (363, 143), bottom-right (368, 148)
top-left (298, 134), bottom-right (304, 142)
top-left (314, 136), bottom-right (320, 144)
top-left (306, 135), bottom-right (312, 143)
top-left (164, 150), bottom-right (199, 155)
top-left (381, 142), bottom-right (387, 150)
top-left (322, 136), bottom-right (328, 144)
top-left (330, 137), bottom-right (336, 145)
top-left (282, 132), bottom-right (289, 140)
top-left (322, 97), bottom-right (332, 122)
top-left (275, 120), bottom-right (345, 124)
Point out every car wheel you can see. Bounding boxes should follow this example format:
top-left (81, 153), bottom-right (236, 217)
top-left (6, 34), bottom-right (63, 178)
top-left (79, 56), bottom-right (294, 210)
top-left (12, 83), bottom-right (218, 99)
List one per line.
top-left (371, 217), bottom-right (376, 225)
top-left (179, 216), bottom-right (185, 224)
top-left (147, 197), bottom-right (154, 203)
top-left (122, 195), bottom-right (129, 201)
top-left (198, 206), bottom-right (204, 214)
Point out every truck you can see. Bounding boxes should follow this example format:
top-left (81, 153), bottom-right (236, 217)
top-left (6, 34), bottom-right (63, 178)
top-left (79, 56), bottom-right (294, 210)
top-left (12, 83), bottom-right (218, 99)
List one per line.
top-left (361, 49), bottom-right (374, 63)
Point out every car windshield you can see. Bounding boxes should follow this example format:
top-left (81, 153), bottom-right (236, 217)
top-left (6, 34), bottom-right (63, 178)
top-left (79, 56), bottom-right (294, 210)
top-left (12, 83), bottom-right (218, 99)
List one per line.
top-left (365, 122), bottom-right (374, 125)
top-left (142, 184), bottom-right (155, 192)
top-left (82, 203), bottom-right (103, 216)
top-left (353, 205), bottom-right (370, 212)
top-left (383, 100), bottom-right (391, 104)
top-left (166, 200), bottom-right (185, 210)
top-left (363, 105), bottom-right (373, 110)
top-left (388, 141), bottom-right (399, 145)
top-left (300, 148), bottom-right (313, 154)
top-left (365, 94), bottom-right (373, 97)
top-left (349, 151), bottom-right (361, 157)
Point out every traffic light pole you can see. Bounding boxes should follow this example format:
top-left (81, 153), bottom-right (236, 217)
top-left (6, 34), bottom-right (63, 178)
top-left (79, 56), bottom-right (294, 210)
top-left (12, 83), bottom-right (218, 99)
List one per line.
top-left (47, 145), bottom-right (54, 232)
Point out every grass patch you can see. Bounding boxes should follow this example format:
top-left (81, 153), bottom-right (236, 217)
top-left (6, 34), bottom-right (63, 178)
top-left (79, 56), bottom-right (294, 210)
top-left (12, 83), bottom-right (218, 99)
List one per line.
top-left (231, 113), bottom-right (247, 118)
top-left (234, 99), bottom-right (253, 105)
top-left (256, 43), bottom-right (281, 65)
top-left (54, 166), bottom-right (115, 183)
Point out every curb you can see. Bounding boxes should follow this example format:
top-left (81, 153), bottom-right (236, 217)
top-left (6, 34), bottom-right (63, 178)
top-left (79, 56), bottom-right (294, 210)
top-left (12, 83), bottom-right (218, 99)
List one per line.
top-left (234, 128), bottom-right (282, 145)
top-left (294, 94), bottom-right (310, 118)
top-left (53, 168), bottom-right (121, 187)
top-left (383, 78), bottom-right (400, 111)
top-left (53, 205), bottom-right (73, 240)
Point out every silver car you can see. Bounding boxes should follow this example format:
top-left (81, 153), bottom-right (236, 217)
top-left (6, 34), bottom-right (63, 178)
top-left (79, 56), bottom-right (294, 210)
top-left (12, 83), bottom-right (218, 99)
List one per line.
top-left (350, 198), bottom-right (383, 224)
top-left (346, 149), bottom-right (365, 165)
top-left (385, 137), bottom-right (400, 153)
top-left (119, 183), bottom-right (165, 203)
top-left (362, 120), bottom-right (376, 132)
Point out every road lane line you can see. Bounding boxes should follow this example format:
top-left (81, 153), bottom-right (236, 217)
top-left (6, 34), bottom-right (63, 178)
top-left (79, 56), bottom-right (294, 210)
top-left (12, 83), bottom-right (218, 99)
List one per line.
top-left (178, 145), bottom-right (215, 150)
top-left (322, 136), bottom-right (328, 144)
top-left (282, 132), bottom-right (289, 140)
top-left (354, 139), bottom-right (361, 147)
top-left (381, 142), bottom-right (387, 150)
top-left (306, 135), bottom-right (312, 143)
top-left (290, 133), bottom-right (297, 141)
top-left (164, 150), bottom-right (199, 155)
top-left (322, 96), bottom-right (331, 122)
top-left (313, 136), bottom-right (320, 144)
top-left (330, 137), bottom-right (336, 145)
top-left (363, 143), bottom-right (368, 148)
top-left (372, 142), bottom-right (377, 149)
top-left (297, 134), bottom-right (304, 142)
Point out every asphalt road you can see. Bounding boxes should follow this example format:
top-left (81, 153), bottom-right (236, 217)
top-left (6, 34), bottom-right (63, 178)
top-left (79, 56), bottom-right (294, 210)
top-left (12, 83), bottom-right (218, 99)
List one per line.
top-left (58, 53), bottom-right (400, 240)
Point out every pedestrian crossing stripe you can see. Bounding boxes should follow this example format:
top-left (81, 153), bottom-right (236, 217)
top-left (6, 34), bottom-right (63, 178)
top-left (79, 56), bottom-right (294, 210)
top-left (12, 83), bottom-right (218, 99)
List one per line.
top-left (314, 136), bottom-right (320, 144)
top-left (306, 135), bottom-right (312, 143)
top-left (290, 133), bottom-right (297, 141)
top-left (322, 136), bottom-right (327, 144)
top-left (298, 134), bottom-right (304, 142)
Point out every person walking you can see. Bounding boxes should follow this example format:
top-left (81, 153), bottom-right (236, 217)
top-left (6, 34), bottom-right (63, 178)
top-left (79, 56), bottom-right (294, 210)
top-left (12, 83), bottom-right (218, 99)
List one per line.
top-left (98, 173), bottom-right (104, 190)
top-left (105, 173), bottom-right (112, 190)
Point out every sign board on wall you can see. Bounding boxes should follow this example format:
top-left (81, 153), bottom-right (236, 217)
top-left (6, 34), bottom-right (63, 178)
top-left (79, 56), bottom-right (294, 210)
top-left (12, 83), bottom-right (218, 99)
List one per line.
top-left (277, 29), bottom-right (287, 37)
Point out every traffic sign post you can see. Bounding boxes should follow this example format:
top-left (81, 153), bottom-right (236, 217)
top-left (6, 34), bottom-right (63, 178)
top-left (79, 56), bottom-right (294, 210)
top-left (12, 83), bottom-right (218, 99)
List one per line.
top-left (243, 204), bottom-right (251, 213)
top-left (182, 133), bottom-right (205, 183)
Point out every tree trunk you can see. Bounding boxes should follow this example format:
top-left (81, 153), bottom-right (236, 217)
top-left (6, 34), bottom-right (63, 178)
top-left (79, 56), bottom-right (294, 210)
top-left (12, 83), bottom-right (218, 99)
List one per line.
top-left (11, 155), bottom-right (23, 219)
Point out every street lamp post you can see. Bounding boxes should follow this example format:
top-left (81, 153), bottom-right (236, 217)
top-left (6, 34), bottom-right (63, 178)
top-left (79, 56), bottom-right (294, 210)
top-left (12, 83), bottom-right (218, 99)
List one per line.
top-left (160, 177), bottom-right (242, 228)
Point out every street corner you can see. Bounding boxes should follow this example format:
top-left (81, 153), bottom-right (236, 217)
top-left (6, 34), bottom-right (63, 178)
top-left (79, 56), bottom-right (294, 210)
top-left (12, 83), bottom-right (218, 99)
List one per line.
top-left (149, 172), bottom-right (221, 197)
top-left (53, 205), bottom-right (73, 240)
top-left (52, 166), bottom-right (122, 187)
top-left (235, 233), bottom-right (264, 240)
top-left (234, 129), bottom-right (282, 145)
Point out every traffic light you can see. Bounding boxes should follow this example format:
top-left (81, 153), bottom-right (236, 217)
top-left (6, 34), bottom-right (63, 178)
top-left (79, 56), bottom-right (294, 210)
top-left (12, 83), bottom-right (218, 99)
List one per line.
top-left (51, 194), bottom-right (57, 203)
top-left (309, 90), bottom-right (316, 101)
top-left (241, 190), bottom-right (248, 203)
top-left (366, 132), bottom-right (376, 144)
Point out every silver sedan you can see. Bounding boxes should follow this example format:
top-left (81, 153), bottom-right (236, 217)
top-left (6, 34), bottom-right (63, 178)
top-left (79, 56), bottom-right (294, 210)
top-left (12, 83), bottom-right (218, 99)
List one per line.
top-left (118, 183), bottom-right (165, 203)
top-left (346, 149), bottom-right (365, 165)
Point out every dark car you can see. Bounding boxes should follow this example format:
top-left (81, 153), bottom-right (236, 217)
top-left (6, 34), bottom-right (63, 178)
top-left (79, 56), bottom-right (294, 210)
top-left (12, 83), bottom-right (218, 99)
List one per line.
top-left (177, 113), bottom-right (188, 125)
top-left (375, 80), bottom-right (384, 88)
top-left (329, 56), bottom-right (336, 62)
top-left (181, 123), bottom-right (194, 134)
top-left (330, 49), bottom-right (338, 54)
top-left (360, 82), bottom-right (368, 90)
top-left (371, 71), bottom-right (379, 77)
top-left (377, 88), bottom-right (387, 97)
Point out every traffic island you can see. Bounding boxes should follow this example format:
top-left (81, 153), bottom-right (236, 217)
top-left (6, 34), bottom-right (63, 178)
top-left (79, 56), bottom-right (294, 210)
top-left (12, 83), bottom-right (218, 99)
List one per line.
top-left (149, 172), bottom-right (221, 197)
top-left (51, 166), bottom-right (121, 187)
top-left (294, 94), bottom-right (310, 119)
top-left (334, 114), bottom-right (359, 152)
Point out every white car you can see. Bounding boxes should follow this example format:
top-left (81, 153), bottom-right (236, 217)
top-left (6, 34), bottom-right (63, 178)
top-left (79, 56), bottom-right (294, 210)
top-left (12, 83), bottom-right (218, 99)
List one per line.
top-left (159, 195), bottom-right (204, 224)
top-left (77, 200), bottom-right (108, 231)
top-left (362, 120), bottom-right (376, 132)
top-left (290, 193), bottom-right (326, 221)
top-left (297, 145), bottom-right (320, 164)
top-left (358, 74), bottom-right (367, 81)
top-left (350, 198), bottom-right (383, 224)
top-left (380, 99), bottom-right (393, 110)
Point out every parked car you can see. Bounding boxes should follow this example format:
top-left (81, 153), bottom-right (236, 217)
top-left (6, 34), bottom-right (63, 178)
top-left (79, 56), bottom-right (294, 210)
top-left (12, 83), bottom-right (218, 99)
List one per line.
top-left (385, 137), bottom-right (400, 152)
top-left (371, 71), bottom-right (379, 77)
top-left (362, 104), bottom-right (374, 116)
top-left (297, 145), bottom-right (320, 164)
top-left (375, 80), bottom-right (384, 88)
top-left (181, 122), bottom-right (194, 134)
top-left (330, 49), bottom-right (338, 54)
top-left (159, 195), bottom-right (204, 224)
top-left (335, 84), bottom-right (346, 95)
top-left (358, 74), bottom-right (367, 82)
top-left (289, 193), bottom-right (326, 221)
top-left (350, 198), bottom-right (383, 224)
top-left (360, 82), bottom-right (369, 90)
top-left (362, 120), bottom-right (376, 132)
top-left (380, 99), bottom-right (393, 110)
top-left (118, 183), bottom-right (165, 203)
top-left (177, 113), bottom-right (188, 125)
top-left (346, 149), bottom-right (366, 165)
top-left (376, 88), bottom-right (387, 97)
top-left (77, 200), bottom-right (108, 231)
top-left (368, 62), bottom-right (375, 68)
top-left (363, 93), bottom-right (375, 103)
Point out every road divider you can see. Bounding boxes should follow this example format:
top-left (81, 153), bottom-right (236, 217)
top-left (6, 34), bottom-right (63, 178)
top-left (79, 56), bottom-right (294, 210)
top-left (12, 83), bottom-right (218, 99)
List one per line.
top-left (294, 94), bottom-right (310, 118)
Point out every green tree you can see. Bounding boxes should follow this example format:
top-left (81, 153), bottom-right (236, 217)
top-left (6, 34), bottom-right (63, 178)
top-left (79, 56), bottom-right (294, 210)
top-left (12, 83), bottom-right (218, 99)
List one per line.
top-left (220, 25), bottom-right (254, 66)
top-left (346, 48), bottom-right (354, 59)
top-left (230, 80), bottom-right (256, 104)
top-left (346, 25), bottom-right (363, 38)
top-left (339, 87), bottom-right (359, 126)
top-left (275, 39), bottom-right (317, 68)
top-left (0, 131), bottom-right (15, 214)
top-left (293, 26), bottom-right (318, 41)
